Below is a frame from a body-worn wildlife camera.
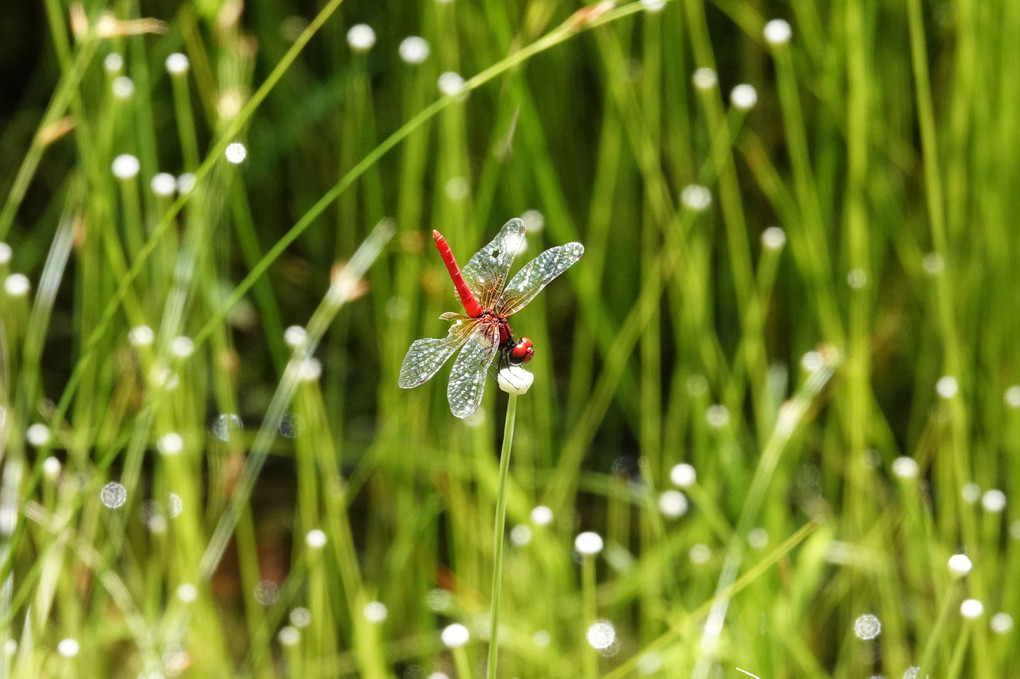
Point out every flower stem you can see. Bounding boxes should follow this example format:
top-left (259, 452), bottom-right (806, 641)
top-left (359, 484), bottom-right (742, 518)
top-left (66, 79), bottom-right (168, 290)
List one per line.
top-left (486, 394), bottom-right (518, 678)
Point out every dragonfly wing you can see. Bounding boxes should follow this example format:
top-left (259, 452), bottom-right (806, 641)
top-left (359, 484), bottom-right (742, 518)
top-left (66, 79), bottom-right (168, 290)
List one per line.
top-left (461, 218), bottom-right (527, 310)
top-left (447, 324), bottom-right (500, 418)
top-left (496, 242), bottom-right (585, 316)
top-left (398, 319), bottom-right (478, 388)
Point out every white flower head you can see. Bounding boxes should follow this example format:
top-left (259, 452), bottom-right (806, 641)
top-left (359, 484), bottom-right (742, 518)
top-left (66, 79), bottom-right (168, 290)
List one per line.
top-left (112, 154), bottom-right (140, 180)
top-left (574, 531), bottom-right (604, 556)
top-left (306, 529), bottom-right (327, 549)
top-left (438, 71), bottom-right (467, 97)
top-left (441, 623), bottom-right (470, 648)
top-left (112, 76), bottom-right (135, 99)
top-left (4, 273), bottom-right (30, 297)
top-left (225, 142), bottom-right (247, 164)
top-left (166, 53), bottom-right (190, 75)
top-left (347, 24), bottom-right (376, 52)
top-left (498, 365), bottom-right (534, 395)
top-left (692, 67), bottom-right (717, 90)
top-left (730, 84), bottom-right (758, 110)
top-left (399, 36), bottom-right (430, 64)
top-left (150, 172), bottom-right (177, 197)
top-left (763, 19), bottom-right (792, 45)
top-left (947, 553), bottom-right (972, 578)
top-left (681, 184), bottom-right (712, 211)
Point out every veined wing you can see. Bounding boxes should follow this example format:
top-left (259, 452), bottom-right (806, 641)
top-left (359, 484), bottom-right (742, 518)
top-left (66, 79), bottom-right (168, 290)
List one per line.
top-left (398, 317), bottom-right (479, 389)
top-left (496, 241), bottom-right (584, 316)
top-left (461, 218), bottom-right (527, 311)
top-left (447, 323), bottom-right (500, 418)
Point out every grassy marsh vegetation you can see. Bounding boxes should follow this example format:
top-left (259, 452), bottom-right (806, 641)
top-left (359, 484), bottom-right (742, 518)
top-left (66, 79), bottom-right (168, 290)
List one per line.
top-left (1, 0), bottom-right (1018, 677)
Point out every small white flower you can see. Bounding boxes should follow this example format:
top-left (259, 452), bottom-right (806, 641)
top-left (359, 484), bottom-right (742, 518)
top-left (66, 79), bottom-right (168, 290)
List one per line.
top-left (847, 268), bottom-right (868, 289)
top-left (170, 336), bottom-right (195, 358)
top-left (284, 325), bottom-right (308, 348)
top-left (100, 481), bottom-right (127, 509)
top-left (225, 142), bottom-right (247, 164)
top-left (290, 607), bottom-right (312, 628)
top-left (128, 325), bottom-right (154, 347)
top-left (167, 492), bottom-right (183, 518)
top-left (112, 154), bottom-right (140, 179)
top-left (705, 404), bottom-right (729, 428)
top-left (363, 601), bottom-right (388, 623)
top-left (669, 462), bottom-right (696, 488)
top-left (278, 626), bottom-right (301, 646)
top-left (586, 620), bottom-right (616, 650)
top-left (510, 524), bottom-right (532, 545)
top-left (0, 242), bottom-right (11, 264)
top-left (165, 53), bottom-right (190, 75)
top-left (444, 176), bottom-right (470, 201)
top-left (692, 67), bottom-right (717, 90)
top-left (658, 490), bottom-right (688, 518)
top-left (26, 423), bottom-right (51, 446)
top-left (530, 505), bottom-right (553, 526)
top-left (921, 251), bottom-right (944, 275)
top-left (730, 84), bottom-right (758, 110)
top-left (1004, 385), bottom-right (1020, 407)
top-left (42, 456), bottom-right (62, 480)
top-left (177, 173), bottom-right (197, 194)
top-left (521, 209), bottom-right (545, 233)
top-left (306, 529), bottom-right (327, 549)
top-left (800, 351), bottom-right (824, 372)
top-left (4, 273), bottom-right (30, 297)
top-left (112, 76), bottom-right (135, 99)
top-left (158, 432), bottom-right (184, 456)
top-left (761, 226), bottom-right (786, 250)
top-left (150, 172), bottom-right (177, 197)
top-left (399, 36), bottom-right (430, 64)
top-left (763, 19), bottom-right (792, 45)
top-left (960, 599), bottom-right (984, 619)
top-left (104, 53), bottom-right (124, 73)
top-left (747, 527), bottom-right (769, 549)
top-left (981, 489), bottom-right (1006, 512)
top-left (498, 365), bottom-right (534, 395)
top-left (297, 357), bottom-right (322, 382)
top-left (57, 638), bottom-right (80, 657)
top-left (853, 614), bottom-right (882, 640)
top-left (680, 184), bottom-right (712, 211)
top-left (891, 456), bottom-right (919, 480)
top-left (177, 583), bottom-right (198, 602)
top-left (347, 24), bottom-right (376, 52)
top-left (574, 531), bottom-right (604, 556)
top-left (990, 612), bottom-right (1014, 634)
top-left (947, 553), bottom-right (972, 578)
top-left (936, 375), bottom-right (958, 399)
top-left (438, 71), bottom-right (466, 97)
top-left (961, 482), bottom-right (981, 504)
top-left (689, 543), bottom-right (711, 564)
top-left (441, 623), bottom-right (470, 648)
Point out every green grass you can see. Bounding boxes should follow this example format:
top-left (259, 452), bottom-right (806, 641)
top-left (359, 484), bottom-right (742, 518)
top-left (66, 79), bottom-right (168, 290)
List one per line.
top-left (1, 0), bottom-right (1019, 677)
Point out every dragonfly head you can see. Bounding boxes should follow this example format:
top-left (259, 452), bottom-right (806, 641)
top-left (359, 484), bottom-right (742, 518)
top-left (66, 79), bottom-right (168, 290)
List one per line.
top-left (509, 337), bottom-right (534, 365)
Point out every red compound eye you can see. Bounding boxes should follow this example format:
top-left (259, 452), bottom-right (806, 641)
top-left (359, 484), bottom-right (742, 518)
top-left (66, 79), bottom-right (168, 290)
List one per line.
top-left (510, 337), bottom-right (534, 365)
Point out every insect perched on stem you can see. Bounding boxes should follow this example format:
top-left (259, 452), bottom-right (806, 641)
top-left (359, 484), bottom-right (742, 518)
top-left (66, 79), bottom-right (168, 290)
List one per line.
top-left (398, 218), bottom-right (584, 418)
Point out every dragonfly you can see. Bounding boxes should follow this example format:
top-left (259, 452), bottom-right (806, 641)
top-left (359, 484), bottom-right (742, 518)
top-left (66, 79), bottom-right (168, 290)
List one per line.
top-left (399, 218), bottom-right (584, 418)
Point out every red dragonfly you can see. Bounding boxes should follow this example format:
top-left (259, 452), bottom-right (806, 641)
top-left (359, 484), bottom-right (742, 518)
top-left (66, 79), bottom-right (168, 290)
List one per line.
top-left (399, 218), bottom-right (584, 418)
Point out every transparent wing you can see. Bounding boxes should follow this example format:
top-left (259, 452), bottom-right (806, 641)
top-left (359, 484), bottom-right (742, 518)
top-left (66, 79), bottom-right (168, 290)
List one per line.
top-left (461, 218), bottom-right (527, 311)
top-left (398, 317), bottom-right (479, 389)
top-left (447, 323), bottom-right (500, 418)
top-left (496, 242), bottom-right (584, 316)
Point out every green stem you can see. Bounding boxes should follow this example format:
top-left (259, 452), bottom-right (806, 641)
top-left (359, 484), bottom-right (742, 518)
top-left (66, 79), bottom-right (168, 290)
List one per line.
top-left (486, 394), bottom-right (518, 678)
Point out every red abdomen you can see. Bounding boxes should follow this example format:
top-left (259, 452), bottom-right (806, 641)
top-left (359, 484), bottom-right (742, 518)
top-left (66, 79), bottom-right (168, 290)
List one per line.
top-left (433, 230), bottom-right (482, 318)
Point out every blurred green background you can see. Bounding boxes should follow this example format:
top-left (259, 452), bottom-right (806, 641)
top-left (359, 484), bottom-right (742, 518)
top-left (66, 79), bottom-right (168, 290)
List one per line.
top-left (1, 0), bottom-right (1019, 677)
